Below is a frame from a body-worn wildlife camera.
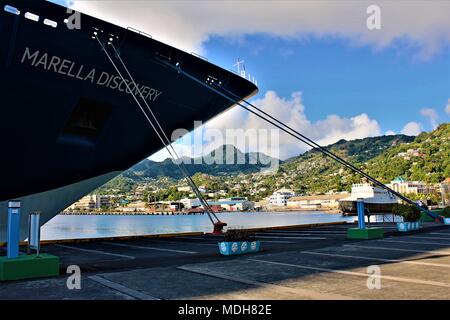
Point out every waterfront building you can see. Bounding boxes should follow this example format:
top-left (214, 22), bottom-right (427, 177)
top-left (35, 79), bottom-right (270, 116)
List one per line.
top-left (388, 177), bottom-right (436, 194)
top-left (269, 189), bottom-right (296, 206)
top-left (208, 199), bottom-right (255, 211)
top-left (69, 195), bottom-right (95, 211)
top-left (287, 193), bottom-right (350, 209)
top-left (180, 198), bottom-right (201, 209)
top-left (439, 178), bottom-right (450, 206)
top-left (122, 201), bottom-right (149, 213)
top-left (69, 194), bottom-right (111, 210)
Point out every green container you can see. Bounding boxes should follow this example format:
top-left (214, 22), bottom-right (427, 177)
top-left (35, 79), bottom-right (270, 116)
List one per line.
top-left (347, 227), bottom-right (384, 240)
top-left (0, 254), bottom-right (59, 281)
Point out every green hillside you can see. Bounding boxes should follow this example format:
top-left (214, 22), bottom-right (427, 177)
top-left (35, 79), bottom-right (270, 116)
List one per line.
top-left (279, 134), bottom-right (415, 194)
top-left (94, 124), bottom-right (449, 201)
top-left (365, 123), bottom-right (450, 184)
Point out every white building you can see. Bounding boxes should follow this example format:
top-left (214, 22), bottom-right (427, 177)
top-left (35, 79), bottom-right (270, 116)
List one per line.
top-left (287, 193), bottom-right (350, 209)
top-left (180, 198), bottom-right (201, 209)
top-left (388, 177), bottom-right (435, 195)
top-left (177, 186), bottom-right (192, 192)
top-left (69, 194), bottom-right (111, 210)
top-left (269, 188), bottom-right (296, 206)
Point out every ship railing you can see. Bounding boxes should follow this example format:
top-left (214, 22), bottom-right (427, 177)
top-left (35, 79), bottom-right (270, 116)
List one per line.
top-left (127, 26), bottom-right (152, 39)
top-left (190, 52), bottom-right (208, 61)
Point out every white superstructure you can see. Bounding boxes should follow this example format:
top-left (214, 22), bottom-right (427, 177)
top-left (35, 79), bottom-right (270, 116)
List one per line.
top-left (341, 183), bottom-right (398, 204)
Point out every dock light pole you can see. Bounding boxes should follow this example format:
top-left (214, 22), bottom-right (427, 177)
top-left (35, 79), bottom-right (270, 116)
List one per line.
top-left (7, 200), bottom-right (21, 259)
top-left (357, 198), bottom-right (366, 229)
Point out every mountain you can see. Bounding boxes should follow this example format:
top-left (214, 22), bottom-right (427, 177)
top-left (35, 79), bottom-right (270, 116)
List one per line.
top-left (95, 125), bottom-right (449, 200)
top-left (123, 144), bottom-right (280, 180)
top-left (277, 134), bottom-right (416, 194)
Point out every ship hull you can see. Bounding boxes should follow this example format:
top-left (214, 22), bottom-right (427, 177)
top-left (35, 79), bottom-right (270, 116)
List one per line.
top-left (339, 200), bottom-right (396, 215)
top-left (0, 0), bottom-right (258, 241)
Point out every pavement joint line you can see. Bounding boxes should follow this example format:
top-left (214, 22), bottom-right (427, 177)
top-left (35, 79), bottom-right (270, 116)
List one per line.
top-left (254, 240), bottom-right (295, 243)
top-left (257, 232), bottom-right (345, 236)
top-left (176, 237), bottom-right (215, 241)
top-left (54, 244), bottom-right (135, 259)
top-left (301, 251), bottom-right (450, 268)
top-left (88, 275), bottom-right (160, 300)
top-left (101, 241), bottom-right (198, 254)
top-left (344, 244), bottom-right (450, 255)
top-left (176, 265), bottom-right (354, 300)
top-left (150, 239), bottom-right (218, 246)
top-left (169, 237), bottom-right (293, 244)
top-left (261, 230), bottom-right (347, 234)
top-left (248, 259), bottom-right (450, 288)
top-left (405, 236), bottom-right (450, 241)
top-left (378, 239), bottom-right (450, 246)
top-left (256, 236), bottom-right (327, 240)
top-left (430, 233), bottom-right (450, 236)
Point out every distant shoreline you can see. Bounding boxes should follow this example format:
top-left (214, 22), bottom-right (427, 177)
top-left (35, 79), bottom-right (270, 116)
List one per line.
top-left (59, 209), bottom-right (342, 216)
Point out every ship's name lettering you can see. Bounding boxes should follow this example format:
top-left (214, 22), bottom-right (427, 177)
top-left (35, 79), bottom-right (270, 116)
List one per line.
top-left (20, 47), bottom-right (162, 102)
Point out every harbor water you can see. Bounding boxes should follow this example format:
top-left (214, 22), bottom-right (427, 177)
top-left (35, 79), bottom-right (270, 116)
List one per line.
top-left (41, 211), bottom-right (357, 240)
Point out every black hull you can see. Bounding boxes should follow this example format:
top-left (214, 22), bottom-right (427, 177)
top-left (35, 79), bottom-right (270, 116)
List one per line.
top-left (0, 0), bottom-right (257, 241)
top-left (0, 0), bottom-right (257, 201)
top-left (339, 200), bottom-right (396, 215)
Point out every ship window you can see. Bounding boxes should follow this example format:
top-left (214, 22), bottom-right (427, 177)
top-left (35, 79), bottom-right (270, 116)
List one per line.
top-left (62, 98), bottom-right (111, 142)
top-left (24, 12), bottom-right (39, 22)
top-left (44, 19), bottom-right (57, 28)
top-left (4, 5), bottom-right (20, 15)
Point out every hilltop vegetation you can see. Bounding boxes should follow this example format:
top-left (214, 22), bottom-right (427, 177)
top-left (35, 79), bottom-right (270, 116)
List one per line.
top-left (364, 123), bottom-right (450, 184)
top-left (94, 123), bottom-right (449, 201)
top-left (279, 134), bottom-right (415, 194)
top-left (122, 144), bottom-right (279, 180)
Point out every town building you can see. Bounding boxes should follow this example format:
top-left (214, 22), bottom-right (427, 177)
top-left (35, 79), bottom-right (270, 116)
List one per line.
top-left (180, 198), bottom-right (201, 209)
top-left (268, 188), bottom-right (296, 206)
top-left (287, 193), bottom-right (350, 209)
top-left (122, 201), bottom-right (149, 213)
top-left (388, 177), bottom-right (436, 194)
top-left (439, 178), bottom-right (450, 206)
top-left (180, 197), bottom-right (254, 211)
top-left (69, 194), bottom-right (111, 210)
top-left (177, 186), bottom-right (192, 192)
top-left (208, 198), bottom-right (255, 211)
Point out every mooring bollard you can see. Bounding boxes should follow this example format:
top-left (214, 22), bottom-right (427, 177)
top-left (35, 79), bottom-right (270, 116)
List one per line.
top-left (347, 197), bottom-right (384, 240)
top-left (357, 198), bottom-right (366, 229)
top-left (7, 200), bottom-right (21, 259)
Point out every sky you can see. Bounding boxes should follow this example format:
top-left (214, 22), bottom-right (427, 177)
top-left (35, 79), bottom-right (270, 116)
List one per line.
top-left (50, 0), bottom-right (450, 160)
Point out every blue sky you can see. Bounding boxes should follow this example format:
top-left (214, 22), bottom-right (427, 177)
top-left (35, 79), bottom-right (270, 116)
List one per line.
top-left (204, 34), bottom-right (449, 134)
top-left (51, 1), bottom-right (449, 160)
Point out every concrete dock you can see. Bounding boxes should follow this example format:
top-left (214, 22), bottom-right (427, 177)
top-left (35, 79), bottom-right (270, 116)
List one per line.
top-left (0, 222), bottom-right (449, 300)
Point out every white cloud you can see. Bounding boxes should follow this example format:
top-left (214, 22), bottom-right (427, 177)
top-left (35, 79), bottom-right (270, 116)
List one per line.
top-left (445, 99), bottom-right (450, 115)
top-left (420, 108), bottom-right (439, 129)
top-left (71, 1), bottom-right (450, 59)
top-left (150, 90), bottom-right (381, 161)
top-left (385, 130), bottom-right (396, 136)
top-left (401, 121), bottom-right (422, 136)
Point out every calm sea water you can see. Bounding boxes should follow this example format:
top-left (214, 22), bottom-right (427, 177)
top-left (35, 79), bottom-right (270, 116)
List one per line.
top-left (41, 211), bottom-right (356, 240)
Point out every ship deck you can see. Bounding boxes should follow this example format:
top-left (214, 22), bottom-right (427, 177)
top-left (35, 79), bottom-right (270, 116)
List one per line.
top-left (1, 222), bottom-right (449, 300)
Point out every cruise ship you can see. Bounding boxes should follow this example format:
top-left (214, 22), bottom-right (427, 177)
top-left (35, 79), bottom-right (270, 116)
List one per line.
top-left (0, 0), bottom-right (258, 242)
top-left (339, 183), bottom-right (399, 214)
